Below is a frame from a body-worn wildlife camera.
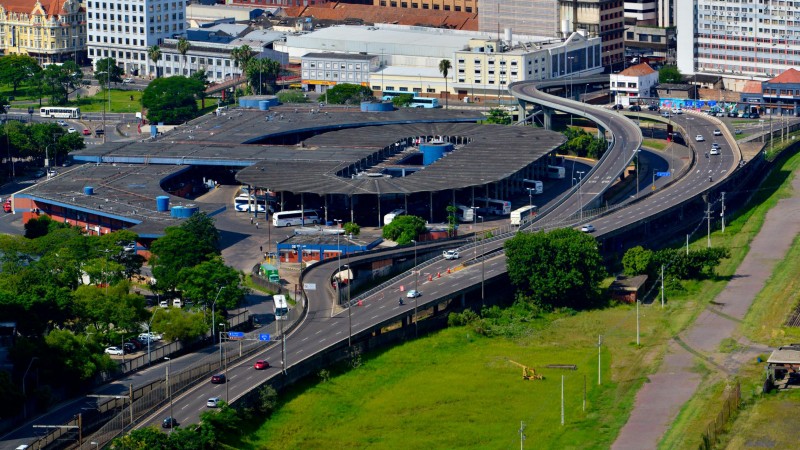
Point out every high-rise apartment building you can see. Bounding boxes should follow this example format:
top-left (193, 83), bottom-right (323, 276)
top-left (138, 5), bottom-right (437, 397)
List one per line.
top-left (479, 0), bottom-right (624, 69)
top-left (677, 0), bottom-right (800, 80)
top-left (86, 0), bottom-right (187, 76)
top-left (0, 0), bottom-right (86, 64)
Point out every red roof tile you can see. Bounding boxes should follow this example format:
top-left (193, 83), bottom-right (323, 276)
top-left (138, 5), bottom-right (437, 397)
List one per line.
top-left (618, 63), bottom-right (656, 77)
top-left (741, 80), bottom-right (762, 94)
top-left (284, 4), bottom-right (478, 30)
top-left (1, 0), bottom-right (68, 17)
top-left (767, 68), bottom-right (800, 84)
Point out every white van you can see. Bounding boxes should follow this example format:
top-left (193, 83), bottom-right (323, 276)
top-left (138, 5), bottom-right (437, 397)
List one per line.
top-left (172, 299), bottom-right (182, 308)
top-left (383, 209), bottom-right (405, 226)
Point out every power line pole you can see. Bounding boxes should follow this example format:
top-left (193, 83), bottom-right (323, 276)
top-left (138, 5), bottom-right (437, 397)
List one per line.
top-left (720, 191), bottom-right (726, 233)
top-left (636, 299), bottom-right (640, 346)
top-left (560, 375), bottom-right (565, 426)
top-left (519, 421), bottom-right (526, 450)
top-left (661, 264), bottom-right (665, 308)
top-left (706, 197), bottom-right (713, 248)
top-left (597, 335), bottom-right (602, 385)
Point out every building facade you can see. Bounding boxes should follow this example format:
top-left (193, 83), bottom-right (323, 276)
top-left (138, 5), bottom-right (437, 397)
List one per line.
top-left (479, 0), bottom-right (624, 69)
top-left (301, 52), bottom-right (378, 91)
top-left (0, 0), bottom-right (86, 64)
top-left (86, 0), bottom-right (187, 77)
top-left (677, 0), bottom-right (800, 81)
top-left (372, 0), bottom-right (476, 13)
top-left (610, 62), bottom-right (658, 105)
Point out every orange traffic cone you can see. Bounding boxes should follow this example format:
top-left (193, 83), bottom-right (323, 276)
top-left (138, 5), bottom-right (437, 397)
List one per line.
top-left (428, 274), bottom-right (433, 281)
top-left (357, 300), bottom-right (363, 307)
top-left (447, 267), bottom-right (451, 274)
top-left (437, 272), bottom-right (441, 278)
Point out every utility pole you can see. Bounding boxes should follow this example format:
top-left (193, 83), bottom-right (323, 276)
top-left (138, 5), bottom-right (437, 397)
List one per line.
top-left (706, 197), bottom-right (713, 248)
top-left (636, 299), bottom-right (640, 346)
top-left (686, 234), bottom-right (689, 255)
top-left (519, 421), bottom-right (526, 450)
top-left (661, 264), bottom-right (665, 308)
top-left (597, 335), bottom-right (602, 385)
top-left (721, 192), bottom-right (726, 233)
top-left (560, 375), bottom-right (565, 426)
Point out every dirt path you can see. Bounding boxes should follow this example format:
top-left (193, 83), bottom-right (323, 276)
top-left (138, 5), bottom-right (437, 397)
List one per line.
top-left (612, 172), bottom-right (800, 449)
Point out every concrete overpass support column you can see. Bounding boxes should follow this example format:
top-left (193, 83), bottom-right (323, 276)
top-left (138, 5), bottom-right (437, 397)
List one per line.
top-left (350, 195), bottom-right (354, 224)
top-left (377, 196), bottom-right (382, 228)
top-left (433, 303), bottom-right (439, 315)
top-left (597, 126), bottom-right (606, 140)
top-left (324, 195), bottom-right (328, 224)
top-left (542, 106), bottom-right (554, 130)
top-left (461, 293), bottom-right (466, 307)
top-left (430, 192), bottom-right (434, 222)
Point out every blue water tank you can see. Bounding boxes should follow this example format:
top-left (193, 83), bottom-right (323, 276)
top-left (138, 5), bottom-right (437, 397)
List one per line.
top-left (361, 101), bottom-right (394, 112)
top-left (258, 101), bottom-right (270, 111)
top-left (156, 196), bottom-right (170, 212)
top-left (83, 186), bottom-right (94, 196)
top-left (180, 205), bottom-right (200, 218)
top-left (420, 142), bottom-right (454, 166)
top-left (170, 206), bottom-right (184, 218)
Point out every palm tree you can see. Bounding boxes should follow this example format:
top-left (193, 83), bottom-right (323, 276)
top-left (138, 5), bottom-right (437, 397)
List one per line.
top-left (439, 59), bottom-right (452, 109)
top-left (176, 38), bottom-right (190, 75)
top-left (148, 45), bottom-right (162, 78)
top-left (246, 58), bottom-right (282, 95)
top-left (230, 45), bottom-right (254, 79)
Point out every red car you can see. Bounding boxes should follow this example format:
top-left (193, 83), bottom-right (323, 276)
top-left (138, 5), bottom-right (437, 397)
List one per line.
top-left (253, 360), bottom-right (269, 370)
top-left (82, 128), bottom-right (91, 136)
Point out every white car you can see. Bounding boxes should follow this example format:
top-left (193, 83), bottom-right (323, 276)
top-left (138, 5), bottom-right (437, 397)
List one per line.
top-left (206, 397), bottom-right (221, 408)
top-left (159, 300), bottom-right (169, 308)
top-left (122, 78), bottom-right (134, 84)
top-left (406, 289), bottom-right (421, 298)
top-left (443, 250), bottom-right (460, 260)
top-left (710, 147), bottom-right (720, 155)
top-left (56, 120), bottom-right (68, 126)
top-left (105, 346), bottom-right (124, 355)
top-left (695, 135), bottom-right (705, 142)
top-left (67, 128), bottom-right (77, 133)
top-left (713, 129), bottom-right (722, 136)
top-left (580, 224), bottom-right (596, 233)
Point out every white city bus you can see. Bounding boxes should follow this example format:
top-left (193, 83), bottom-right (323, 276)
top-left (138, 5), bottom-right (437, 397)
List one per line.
top-left (233, 195), bottom-right (271, 213)
top-left (39, 107), bottom-right (81, 119)
top-left (474, 197), bottom-right (512, 215)
top-left (546, 165), bottom-right (566, 179)
top-left (522, 179), bottom-right (543, 194)
top-left (273, 295), bottom-right (289, 321)
top-left (510, 205), bottom-right (538, 226)
top-left (272, 209), bottom-right (320, 227)
top-left (454, 204), bottom-right (476, 223)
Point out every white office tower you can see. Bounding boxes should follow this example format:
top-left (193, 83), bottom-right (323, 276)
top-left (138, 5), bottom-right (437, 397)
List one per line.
top-left (86, 0), bottom-right (187, 76)
top-left (677, 0), bottom-right (800, 80)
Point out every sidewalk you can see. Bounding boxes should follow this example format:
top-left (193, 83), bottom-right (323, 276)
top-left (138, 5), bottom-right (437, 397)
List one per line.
top-left (612, 169), bottom-right (800, 449)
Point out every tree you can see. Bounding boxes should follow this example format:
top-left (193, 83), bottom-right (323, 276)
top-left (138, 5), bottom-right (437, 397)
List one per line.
top-left (93, 57), bottom-right (124, 87)
top-left (230, 45), bottom-right (255, 75)
top-left (176, 38), bottom-right (191, 75)
top-left (190, 67), bottom-right (210, 109)
top-left (148, 45), bottom-right (162, 78)
top-left (0, 55), bottom-right (40, 94)
top-left (181, 212), bottom-right (221, 255)
top-left (392, 93), bottom-right (413, 108)
top-left (659, 65), bottom-right (683, 84)
top-left (438, 59), bottom-right (451, 109)
top-left (504, 228), bottom-right (607, 309)
top-left (382, 215), bottom-right (427, 245)
top-left (325, 83), bottom-right (374, 104)
top-left (343, 222), bottom-right (360, 236)
top-left (485, 108), bottom-right (512, 125)
top-left (140, 76), bottom-right (205, 124)
top-left (150, 213), bottom-right (221, 293)
top-left (151, 307), bottom-right (208, 342)
top-left (245, 58), bottom-right (281, 95)
top-left (445, 205), bottom-right (457, 236)
top-left (41, 61), bottom-right (82, 105)
top-left (622, 245), bottom-right (654, 276)
top-left (176, 257), bottom-right (246, 310)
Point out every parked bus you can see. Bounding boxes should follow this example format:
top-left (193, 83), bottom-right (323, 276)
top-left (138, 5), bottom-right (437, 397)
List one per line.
top-left (474, 197), bottom-right (512, 215)
top-left (273, 294), bottom-right (289, 320)
top-left (522, 179), bottom-right (543, 194)
top-left (234, 195), bottom-right (271, 213)
top-left (40, 107), bottom-right (81, 119)
top-left (272, 209), bottom-right (320, 227)
top-left (383, 209), bottom-right (406, 226)
top-left (381, 90), bottom-right (440, 108)
top-left (454, 204), bottom-right (476, 223)
top-left (510, 205), bottom-right (538, 226)
top-left (546, 165), bottom-right (566, 179)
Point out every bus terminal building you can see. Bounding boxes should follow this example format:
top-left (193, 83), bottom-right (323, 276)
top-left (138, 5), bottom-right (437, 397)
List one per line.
top-left (21, 105), bottom-right (568, 235)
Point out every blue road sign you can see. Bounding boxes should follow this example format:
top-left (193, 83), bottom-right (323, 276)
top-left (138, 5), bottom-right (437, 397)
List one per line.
top-left (656, 171), bottom-right (671, 177)
top-left (259, 333), bottom-right (271, 341)
top-left (228, 331), bottom-right (245, 340)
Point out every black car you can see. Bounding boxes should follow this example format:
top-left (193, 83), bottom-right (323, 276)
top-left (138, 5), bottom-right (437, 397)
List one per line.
top-left (126, 339), bottom-right (143, 350)
top-left (741, 113), bottom-right (751, 118)
top-left (210, 374), bottom-right (226, 384)
top-left (122, 342), bottom-right (136, 353)
top-left (647, 104), bottom-right (659, 111)
top-left (629, 105), bottom-right (642, 112)
top-left (162, 417), bottom-right (178, 428)
top-left (612, 104), bottom-right (624, 110)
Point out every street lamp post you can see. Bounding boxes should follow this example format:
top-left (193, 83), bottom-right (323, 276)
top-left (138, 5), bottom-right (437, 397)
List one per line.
top-left (577, 171), bottom-right (585, 220)
top-left (22, 356), bottom-right (39, 418)
top-left (411, 239), bottom-right (418, 338)
top-left (164, 357), bottom-right (173, 433)
top-left (527, 188), bottom-right (534, 208)
top-left (478, 216), bottom-right (485, 305)
top-left (211, 286), bottom-right (225, 344)
top-left (344, 262), bottom-right (352, 347)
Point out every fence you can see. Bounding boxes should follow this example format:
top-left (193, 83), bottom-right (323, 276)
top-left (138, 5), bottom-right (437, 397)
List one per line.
top-left (698, 382), bottom-right (741, 450)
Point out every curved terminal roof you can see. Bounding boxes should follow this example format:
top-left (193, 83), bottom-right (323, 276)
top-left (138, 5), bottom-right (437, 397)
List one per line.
top-left (236, 122), bottom-right (566, 195)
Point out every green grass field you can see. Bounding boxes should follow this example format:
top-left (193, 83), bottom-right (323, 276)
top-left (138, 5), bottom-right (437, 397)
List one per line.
top-left (642, 138), bottom-right (667, 151)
